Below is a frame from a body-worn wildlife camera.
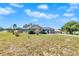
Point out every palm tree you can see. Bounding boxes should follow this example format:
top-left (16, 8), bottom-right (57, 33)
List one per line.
top-left (13, 24), bottom-right (17, 30)
top-left (12, 24), bottom-right (19, 37)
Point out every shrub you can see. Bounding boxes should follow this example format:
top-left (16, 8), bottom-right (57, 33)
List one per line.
top-left (15, 33), bottom-right (19, 37)
top-left (14, 31), bottom-right (19, 37)
top-left (28, 30), bottom-right (35, 34)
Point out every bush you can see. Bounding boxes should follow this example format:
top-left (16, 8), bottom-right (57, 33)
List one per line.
top-left (14, 31), bottom-right (19, 37)
top-left (28, 30), bottom-right (35, 34)
top-left (15, 33), bottom-right (19, 37)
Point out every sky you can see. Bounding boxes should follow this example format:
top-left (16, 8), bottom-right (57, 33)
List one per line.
top-left (0, 3), bottom-right (79, 29)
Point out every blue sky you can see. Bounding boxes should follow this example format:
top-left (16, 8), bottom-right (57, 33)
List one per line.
top-left (0, 3), bottom-right (79, 29)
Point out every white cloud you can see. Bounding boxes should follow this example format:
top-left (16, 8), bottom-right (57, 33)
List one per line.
top-left (25, 9), bottom-right (40, 18)
top-left (58, 6), bottom-right (66, 10)
top-left (64, 13), bottom-right (74, 17)
top-left (57, 18), bottom-right (70, 24)
top-left (69, 3), bottom-right (79, 9)
top-left (10, 3), bottom-right (24, 8)
top-left (0, 7), bottom-right (15, 15)
top-left (67, 3), bottom-right (79, 12)
top-left (58, 17), bottom-right (79, 24)
top-left (32, 19), bottom-right (38, 21)
top-left (38, 4), bottom-right (48, 10)
top-left (70, 17), bottom-right (79, 21)
top-left (25, 9), bottom-right (59, 19)
top-left (37, 13), bottom-right (59, 19)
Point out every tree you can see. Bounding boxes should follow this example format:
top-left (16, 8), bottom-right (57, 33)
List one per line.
top-left (12, 24), bottom-right (17, 34)
top-left (13, 24), bottom-right (17, 30)
top-left (12, 24), bottom-right (19, 37)
top-left (61, 21), bottom-right (79, 34)
top-left (0, 27), bottom-right (4, 31)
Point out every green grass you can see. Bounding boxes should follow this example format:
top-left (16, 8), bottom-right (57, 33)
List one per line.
top-left (0, 32), bottom-right (79, 56)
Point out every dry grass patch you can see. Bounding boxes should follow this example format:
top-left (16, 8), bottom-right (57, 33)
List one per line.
top-left (0, 32), bottom-right (79, 56)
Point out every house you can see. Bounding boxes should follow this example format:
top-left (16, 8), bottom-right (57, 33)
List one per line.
top-left (43, 27), bottom-right (55, 34)
top-left (55, 30), bottom-right (62, 34)
top-left (23, 23), bottom-right (42, 33)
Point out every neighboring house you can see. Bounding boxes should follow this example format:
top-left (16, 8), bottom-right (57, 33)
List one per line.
top-left (55, 30), bottom-right (62, 34)
top-left (43, 27), bottom-right (55, 34)
top-left (73, 31), bottom-right (79, 35)
top-left (23, 23), bottom-right (32, 29)
top-left (32, 24), bottom-right (42, 34)
top-left (23, 23), bottom-right (42, 33)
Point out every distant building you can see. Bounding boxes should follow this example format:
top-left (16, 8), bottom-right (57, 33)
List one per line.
top-left (43, 27), bottom-right (55, 34)
top-left (55, 30), bottom-right (62, 34)
top-left (23, 23), bottom-right (42, 33)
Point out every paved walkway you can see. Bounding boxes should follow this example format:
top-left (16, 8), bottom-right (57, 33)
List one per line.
top-left (48, 34), bottom-right (79, 38)
top-left (55, 34), bottom-right (79, 38)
